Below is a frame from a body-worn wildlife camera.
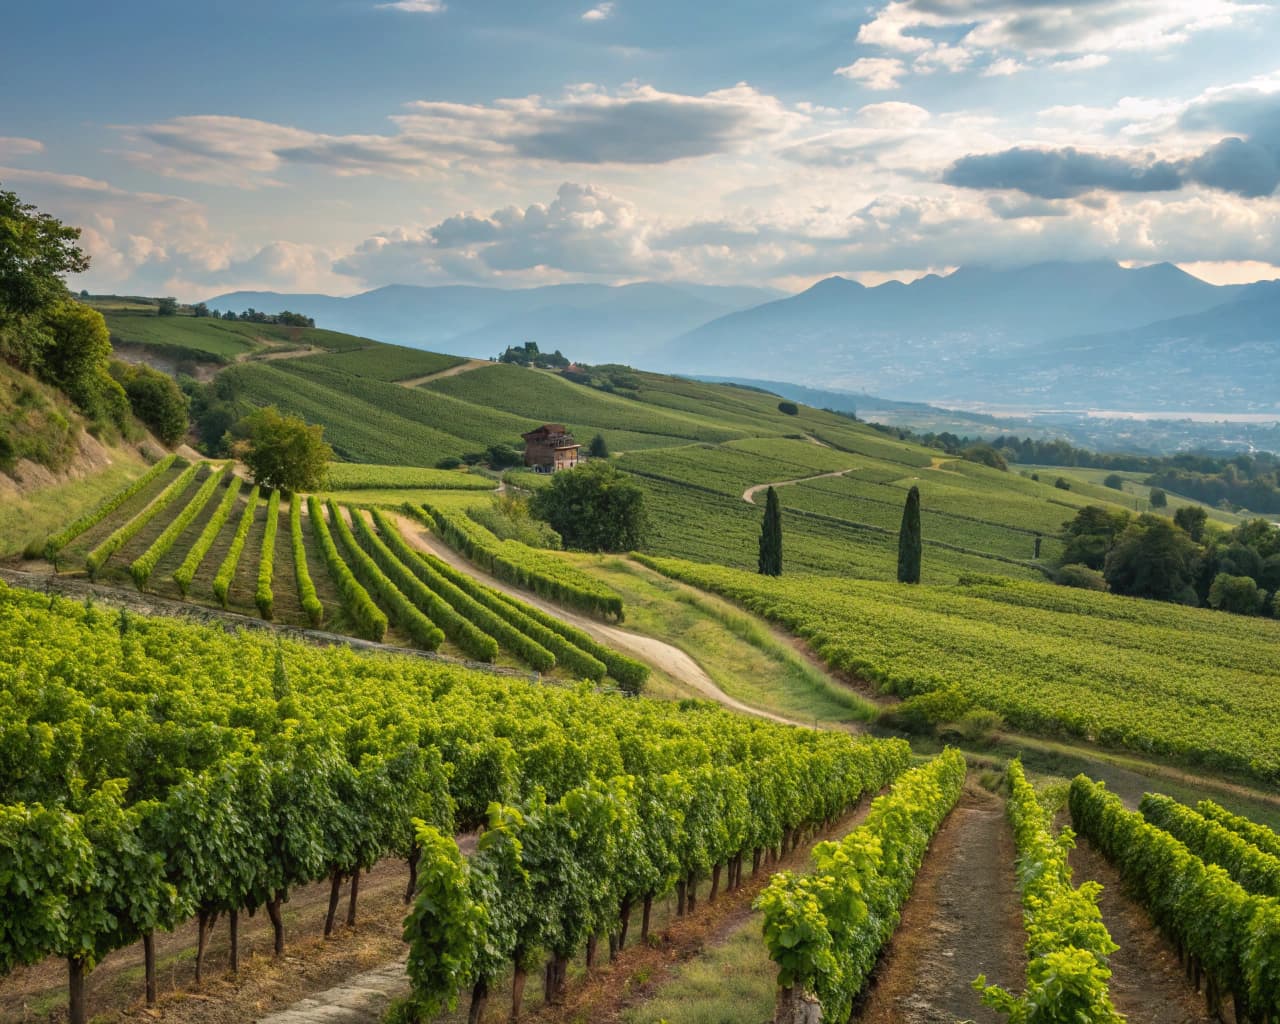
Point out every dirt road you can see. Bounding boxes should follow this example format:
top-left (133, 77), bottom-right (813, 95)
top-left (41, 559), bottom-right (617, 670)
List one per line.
top-left (855, 783), bottom-right (1024, 1024)
top-left (390, 514), bottom-right (806, 726)
top-left (397, 358), bottom-right (491, 389)
top-left (742, 468), bottom-right (852, 505)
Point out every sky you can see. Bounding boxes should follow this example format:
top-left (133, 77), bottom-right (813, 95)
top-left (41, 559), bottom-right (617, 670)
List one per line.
top-left (3, 0), bottom-right (1280, 298)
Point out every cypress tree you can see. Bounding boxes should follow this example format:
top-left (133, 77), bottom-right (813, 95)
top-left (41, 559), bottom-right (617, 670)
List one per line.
top-left (897, 485), bottom-right (922, 584)
top-left (758, 486), bottom-right (783, 576)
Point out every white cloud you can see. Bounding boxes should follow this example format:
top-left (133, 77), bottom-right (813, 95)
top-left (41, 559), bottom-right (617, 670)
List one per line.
top-left (982, 58), bottom-right (1026, 78)
top-left (849, 0), bottom-right (1258, 84)
top-left (0, 137), bottom-right (44, 159)
top-left (834, 58), bottom-right (907, 91)
top-left (581, 2), bottom-right (615, 21)
top-left (376, 0), bottom-right (445, 12)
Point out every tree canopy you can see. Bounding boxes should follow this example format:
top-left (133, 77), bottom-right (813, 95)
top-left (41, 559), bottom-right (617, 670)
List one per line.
top-left (757, 486), bottom-right (782, 576)
top-left (111, 361), bottom-right (189, 446)
top-left (897, 485), bottom-right (922, 584)
top-left (529, 461), bottom-right (647, 552)
top-left (237, 406), bottom-right (332, 493)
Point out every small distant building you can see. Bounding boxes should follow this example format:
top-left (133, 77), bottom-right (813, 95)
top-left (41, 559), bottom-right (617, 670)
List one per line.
top-left (522, 424), bottom-right (580, 473)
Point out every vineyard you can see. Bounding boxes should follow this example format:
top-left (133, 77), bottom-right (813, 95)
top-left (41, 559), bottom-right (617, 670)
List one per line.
top-left (0, 580), bottom-right (908, 1023)
top-left (638, 555), bottom-right (1280, 784)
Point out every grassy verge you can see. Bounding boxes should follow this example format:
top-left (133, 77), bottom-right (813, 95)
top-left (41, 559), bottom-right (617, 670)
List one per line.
top-left (580, 556), bottom-right (878, 725)
top-left (1, 452), bottom-right (147, 557)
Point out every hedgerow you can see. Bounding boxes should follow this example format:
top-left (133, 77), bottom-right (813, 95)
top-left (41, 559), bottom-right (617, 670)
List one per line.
top-left (173, 474), bottom-right (243, 596)
top-left (307, 496), bottom-right (387, 642)
top-left (130, 466), bottom-right (227, 588)
top-left (212, 485), bottom-right (261, 607)
top-left (290, 499), bottom-right (323, 626)
top-left (255, 489), bottom-right (281, 619)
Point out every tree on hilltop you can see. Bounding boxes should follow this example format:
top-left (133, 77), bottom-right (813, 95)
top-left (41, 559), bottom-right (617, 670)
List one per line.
top-left (237, 406), bottom-right (332, 493)
top-left (898, 485), bottom-right (922, 584)
top-left (758, 486), bottom-right (782, 576)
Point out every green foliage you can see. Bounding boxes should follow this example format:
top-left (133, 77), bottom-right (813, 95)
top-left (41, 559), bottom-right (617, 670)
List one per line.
top-left (306, 498), bottom-right (387, 643)
top-left (172, 473), bottom-right (242, 596)
top-left (324, 463), bottom-right (493, 491)
top-left (588, 433), bottom-right (609, 458)
top-left (962, 443), bottom-right (1008, 471)
top-left (1054, 563), bottom-right (1108, 591)
top-left (1104, 474), bottom-right (1125, 491)
top-left (290, 499), bottom-right (323, 626)
top-left (975, 760), bottom-right (1122, 1023)
top-left (239, 406), bottom-right (333, 492)
top-left (1197, 800), bottom-right (1280, 862)
top-left (1175, 504), bottom-right (1210, 542)
top-left (636, 555), bottom-right (1280, 784)
top-left (757, 749), bottom-right (964, 1021)
top-left (1149, 487), bottom-right (1168, 508)
top-left (1139, 794), bottom-right (1280, 898)
top-left (109, 361), bottom-right (189, 445)
top-left (129, 465), bottom-right (226, 588)
top-left (1070, 776), bottom-right (1280, 1017)
top-left (758, 486), bottom-right (782, 576)
top-left (44, 454), bottom-right (177, 557)
top-left (86, 461), bottom-right (199, 577)
top-left (425, 502), bottom-right (625, 620)
top-left (255, 489), bottom-right (281, 618)
top-left (1103, 514), bottom-right (1198, 603)
top-left (777, 401), bottom-right (799, 416)
top-left (530, 461), bottom-right (648, 552)
top-left (897, 485), bottom-right (922, 584)
top-left (212, 484), bottom-right (261, 606)
top-left (41, 302), bottom-right (129, 428)
top-left (468, 494), bottom-right (562, 549)
top-left (305, 346), bottom-right (464, 382)
top-left (1208, 572), bottom-right (1264, 615)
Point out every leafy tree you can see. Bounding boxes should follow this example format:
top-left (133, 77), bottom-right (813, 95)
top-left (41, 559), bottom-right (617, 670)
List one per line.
top-left (1207, 573), bottom-right (1264, 615)
top-left (1230, 518), bottom-right (1280, 559)
top-left (1174, 505), bottom-right (1208, 542)
top-left (897, 485), bottom-right (922, 584)
top-left (1149, 487), bottom-right (1168, 508)
top-left (1060, 506), bottom-right (1131, 570)
top-left (1103, 515), bottom-right (1198, 603)
top-left (485, 442), bottom-right (522, 469)
top-left (757, 486), bottom-right (782, 576)
top-left (1104, 473), bottom-right (1125, 490)
top-left (191, 302), bottom-right (210, 318)
top-left (777, 401), bottom-right (799, 416)
top-left (529, 461), bottom-right (647, 552)
top-left (110, 362), bottom-right (189, 445)
top-left (237, 406), bottom-right (332, 492)
top-left (962, 443), bottom-right (1007, 471)
top-left (1054, 477), bottom-right (1071, 491)
top-left (156, 296), bottom-right (178, 316)
top-left (42, 303), bottom-right (129, 426)
top-left (0, 188), bottom-right (89, 369)
top-left (588, 433), bottom-right (609, 458)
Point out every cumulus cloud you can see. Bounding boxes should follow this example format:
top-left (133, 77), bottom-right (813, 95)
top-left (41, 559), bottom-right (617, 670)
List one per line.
top-left (944, 147), bottom-right (1184, 198)
top-left (117, 83), bottom-right (800, 186)
top-left (581, 2), bottom-right (615, 21)
top-left (834, 58), bottom-right (907, 90)
top-left (848, 0), bottom-right (1255, 83)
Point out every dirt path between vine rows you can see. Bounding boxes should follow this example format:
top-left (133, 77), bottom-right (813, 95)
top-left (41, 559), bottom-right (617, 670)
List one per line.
top-left (1068, 837), bottom-right (1216, 1024)
top-left (742, 468), bottom-right (853, 505)
top-left (397, 358), bottom-right (490, 389)
top-left (854, 782), bottom-right (1024, 1024)
top-left (389, 513), bottom-right (805, 726)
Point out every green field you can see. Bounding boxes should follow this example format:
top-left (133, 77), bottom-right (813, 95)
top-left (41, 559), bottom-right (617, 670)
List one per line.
top-left (640, 555), bottom-right (1280, 785)
top-left (302, 346), bottom-right (466, 381)
top-left (325, 463), bottom-right (495, 491)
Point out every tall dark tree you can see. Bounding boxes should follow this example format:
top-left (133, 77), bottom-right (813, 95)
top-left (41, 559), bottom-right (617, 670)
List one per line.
top-left (588, 433), bottom-right (609, 459)
top-left (757, 486), bottom-right (782, 576)
top-left (897, 485), bottom-right (922, 584)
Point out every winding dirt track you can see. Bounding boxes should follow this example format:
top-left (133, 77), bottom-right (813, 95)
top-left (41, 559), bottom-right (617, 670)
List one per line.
top-left (389, 513), bottom-right (804, 726)
top-left (396, 358), bottom-right (491, 389)
top-left (741, 468), bottom-right (853, 505)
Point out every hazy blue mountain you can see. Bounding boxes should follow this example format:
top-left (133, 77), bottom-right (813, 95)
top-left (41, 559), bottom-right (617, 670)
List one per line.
top-left (656, 261), bottom-right (1266, 410)
top-left (979, 280), bottom-right (1280, 411)
top-left (206, 281), bottom-right (782, 363)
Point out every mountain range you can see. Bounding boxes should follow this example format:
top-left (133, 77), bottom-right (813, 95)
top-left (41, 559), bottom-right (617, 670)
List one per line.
top-left (209, 261), bottom-right (1280, 413)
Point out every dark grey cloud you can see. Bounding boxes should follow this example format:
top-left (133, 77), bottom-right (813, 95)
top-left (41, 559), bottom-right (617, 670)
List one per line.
top-left (944, 146), bottom-right (1183, 198)
top-left (1187, 138), bottom-right (1280, 199)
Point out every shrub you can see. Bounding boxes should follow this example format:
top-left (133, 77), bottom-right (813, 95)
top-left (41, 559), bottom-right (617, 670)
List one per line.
top-left (173, 473), bottom-right (242, 596)
top-left (1104, 473), bottom-right (1125, 490)
top-left (1055, 477), bottom-right (1071, 491)
top-left (255, 489), bottom-right (281, 618)
top-left (777, 401), bottom-right (799, 416)
top-left (1208, 572), bottom-right (1264, 616)
top-left (86, 461), bottom-right (199, 578)
top-left (130, 465), bottom-right (226, 588)
top-left (45, 454), bottom-right (177, 557)
top-left (1055, 563), bottom-right (1108, 591)
top-left (291, 499), bottom-right (323, 626)
top-left (212, 485), bottom-right (261, 606)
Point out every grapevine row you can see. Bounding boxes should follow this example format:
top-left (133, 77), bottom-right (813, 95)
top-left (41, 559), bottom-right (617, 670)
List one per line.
top-left (403, 506), bottom-right (647, 689)
top-left (1069, 776), bottom-right (1280, 1020)
top-left (212, 484), bottom-right (261, 607)
top-left (255, 489), bottom-right (281, 618)
top-left (1198, 799), bottom-right (1280, 862)
top-left (307, 496), bottom-right (387, 641)
top-left (402, 740), bottom-right (912, 1021)
top-left (1139, 793), bottom-right (1280, 899)
top-left (329, 501), bottom-right (448, 651)
top-left (422, 501), bottom-right (625, 620)
top-left (290, 498), bottom-right (323, 626)
top-left (129, 465), bottom-right (227, 588)
top-left (976, 760), bottom-right (1122, 1023)
top-left (43, 454), bottom-right (176, 558)
top-left (173, 474), bottom-right (243, 596)
top-left (85, 460), bottom-right (199, 577)
top-left (758, 747), bottom-right (966, 1023)
top-left (366, 509), bottom-right (554, 671)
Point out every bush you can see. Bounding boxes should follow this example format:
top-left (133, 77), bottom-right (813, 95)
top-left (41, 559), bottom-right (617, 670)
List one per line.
top-left (173, 473), bottom-right (242, 596)
top-left (1149, 487), bottom-right (1168, 508)
top-left (111, 361), bottom-right (189, 446)
top-left (1208, 572), bottom-right (1264, 615)
top-left (212, 485), bottom-right (261, 606)
top-left (255, 489), bottom-right (281, 618)
top-left (467, 494), bottom-right (561, 549)
top-left (1104, 473), bottom-right (1125, 490)
top-left (529, 461), bottom-right (647, 552)
top-left (1054, 477), bottom-right (1071, 491)
top-left (777, 401), bottom-right (799, 416)
top-left (1055, 563), bottom-right (1109, 591)
top-left (435, 456), bottom-right (463, 470)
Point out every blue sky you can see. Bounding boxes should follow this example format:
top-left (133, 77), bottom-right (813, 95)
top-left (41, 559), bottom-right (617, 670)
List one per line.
top-left (3, 0), bottom-right (1280, 297)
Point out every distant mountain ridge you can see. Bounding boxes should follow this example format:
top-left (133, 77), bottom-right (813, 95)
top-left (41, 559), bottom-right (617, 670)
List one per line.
top-left (206, 281), bottom-right (783, 364)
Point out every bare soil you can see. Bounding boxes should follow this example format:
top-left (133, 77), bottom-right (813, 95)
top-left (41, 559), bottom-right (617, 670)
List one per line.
top-left (1067, 837), bottom-right (1216, 1024)
top-left (397, 359), bottom-right (491, 390)
top-left (855, 783), bottom-right (1025, 1024)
